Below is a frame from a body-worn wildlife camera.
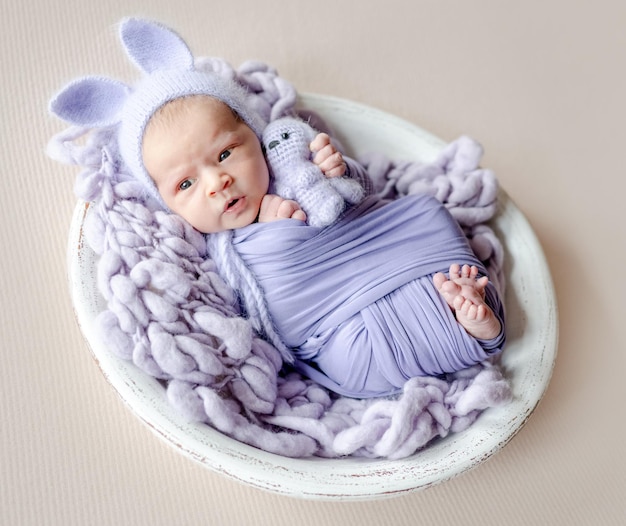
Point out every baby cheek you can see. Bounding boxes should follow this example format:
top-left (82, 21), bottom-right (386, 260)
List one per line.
top-left (259, 161), bottom-right (271, 192)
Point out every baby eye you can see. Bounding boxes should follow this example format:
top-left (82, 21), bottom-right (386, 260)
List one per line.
top-left (219, 149), bottom-right (232, 162)
top-left (179, 179), bottom-right (193, 191)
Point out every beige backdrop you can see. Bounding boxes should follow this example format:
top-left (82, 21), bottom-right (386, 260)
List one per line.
top-left (2, 0), bottom-right (624, 524)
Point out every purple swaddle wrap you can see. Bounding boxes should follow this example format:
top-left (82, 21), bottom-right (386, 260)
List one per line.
top-left (234, 193), bottom-right (505, 398)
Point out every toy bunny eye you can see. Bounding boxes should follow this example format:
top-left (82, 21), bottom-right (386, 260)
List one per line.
top-left (281, 132), bottom-right (290, 140)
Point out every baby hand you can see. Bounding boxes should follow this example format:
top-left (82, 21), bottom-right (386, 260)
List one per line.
top-left (258, 194), bottom-right (307, 223)
top-left (310, 133), bottom-right (347, 178)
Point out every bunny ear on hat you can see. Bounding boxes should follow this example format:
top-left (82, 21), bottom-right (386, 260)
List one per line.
top-left (49, 77), bottom-right (129, 127)
top-left (49, 18), bottom-right (194, 127)
top-left (120, 17), bottom-right (194, 74)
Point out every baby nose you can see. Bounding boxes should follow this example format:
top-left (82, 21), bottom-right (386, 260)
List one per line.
top-left (204, 172), bottom-right (233, 197)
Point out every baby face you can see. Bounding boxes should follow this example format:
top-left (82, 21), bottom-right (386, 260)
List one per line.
top-left (143, 96), bottom-right (269, 233)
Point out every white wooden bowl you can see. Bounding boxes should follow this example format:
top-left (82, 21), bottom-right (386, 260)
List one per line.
top-left (68, 93), bottom-right (558, 500)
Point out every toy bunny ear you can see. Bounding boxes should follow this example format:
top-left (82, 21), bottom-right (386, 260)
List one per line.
top-left (120, 17), bottom-right (194, 74)
top-left (49, 77), bottom-right (129, 127)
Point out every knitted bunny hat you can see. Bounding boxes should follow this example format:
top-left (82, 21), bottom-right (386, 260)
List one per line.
top-left (49, 17), bottom-right (265, 209)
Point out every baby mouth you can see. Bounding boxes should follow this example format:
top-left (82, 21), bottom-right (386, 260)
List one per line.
top-left (225, 197), bottom-right (243, 212)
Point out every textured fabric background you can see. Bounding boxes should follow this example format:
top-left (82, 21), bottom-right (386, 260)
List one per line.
top-left (2, 0), bottom-right (624, 524)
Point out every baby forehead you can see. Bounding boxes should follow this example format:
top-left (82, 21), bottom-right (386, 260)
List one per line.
top-left (151, 95), bottom-right (233, 124)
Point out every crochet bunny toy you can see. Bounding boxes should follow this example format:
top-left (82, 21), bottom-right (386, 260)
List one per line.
top-left (263, 118), bottom-right (365, 227)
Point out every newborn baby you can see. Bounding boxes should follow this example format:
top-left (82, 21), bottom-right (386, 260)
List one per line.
top-left (49, 17), bottom-right (505, 398)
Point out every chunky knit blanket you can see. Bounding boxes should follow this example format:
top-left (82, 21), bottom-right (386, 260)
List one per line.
top-left (49, 58), bottom-right (511, 459)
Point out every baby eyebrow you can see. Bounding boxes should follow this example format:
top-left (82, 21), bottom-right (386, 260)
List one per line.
top-left (217, 132), bottom-right (240, 149)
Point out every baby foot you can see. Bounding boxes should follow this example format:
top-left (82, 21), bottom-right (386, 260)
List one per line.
top-left (258, 194), bottom-right (307, 223)
top-left (433, 264), bottom-right (501, 340)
